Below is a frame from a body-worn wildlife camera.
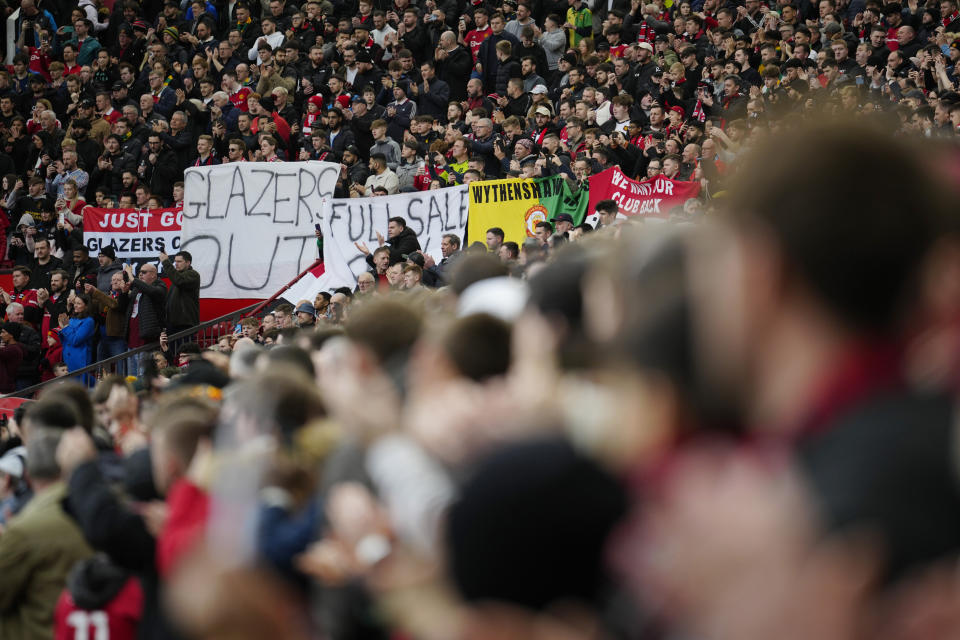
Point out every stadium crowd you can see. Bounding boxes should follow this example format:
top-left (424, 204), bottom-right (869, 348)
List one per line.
top-left (0, 118), bottom-right (959, 640)
top-left (0, 0), bottom-right (954, 214)
top-left (0, 0), bottom-right (956, 636)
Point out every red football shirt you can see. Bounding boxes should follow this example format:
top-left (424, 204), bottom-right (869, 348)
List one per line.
top-left (54, 578), bottom-right (144, 640)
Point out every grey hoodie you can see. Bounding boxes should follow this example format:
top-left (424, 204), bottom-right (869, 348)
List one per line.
top-left (97, 260), bottom-right (123, 293)
top-left (370, 137), bottom-right (402, 171)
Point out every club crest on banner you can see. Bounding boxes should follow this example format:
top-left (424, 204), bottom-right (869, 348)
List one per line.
top-left (524, 205), bottom-right (548, 236)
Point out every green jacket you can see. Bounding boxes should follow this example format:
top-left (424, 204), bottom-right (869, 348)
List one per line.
top-left (161, 258), bottom-right (201, 329)
top-left (0, 483), bottom-right (93, 640)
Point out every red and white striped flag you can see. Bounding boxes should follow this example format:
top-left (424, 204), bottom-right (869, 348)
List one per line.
top-left (692, 99), bottom-right (706, 123)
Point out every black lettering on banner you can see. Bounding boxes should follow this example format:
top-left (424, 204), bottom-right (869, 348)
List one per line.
top-left (343, 203), bottom-right (365, 242)
top-left (316, 165), bottom-right (339, 199)
top-left (471, 184), bottom-right (484, 205)
top-left (347, 253), bottom-right (368, 276)
top-left (225, 233), bottom-right (314, 291)
top-left (297, 168), bottom-right (318, 224)
top-left (407, 197), bottom-right (426, 236)
top-left (272, 172), bottom-right (297, 224)
top-left (438, 192), bottom-right (457, 231)
top-left (179, 235), bottom-right (222, 289)
top-left (365, 203), bottom-right (377, 243)
top-left (425, 195), bottom-right (445, 236)
top-left (457, 188), bottom-right (469, 229)
top-left (286, 234), bottom-right (316, 274)
top-left (183, 171), bottom-right (207, 219)
top-left (246, 169), bottom-right (277, 217)
top-left (228, 233), bottom-right (279, 290)
top-left (224, 166), bottom-right (247, 218)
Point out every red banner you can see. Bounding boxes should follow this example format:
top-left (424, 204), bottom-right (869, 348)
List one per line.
top-left (588, 167), bottom-right (701, 220)
top-left (83, 207), bottom-right (183, 260)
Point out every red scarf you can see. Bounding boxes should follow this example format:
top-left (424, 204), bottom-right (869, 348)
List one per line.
top-left (943, 10), bottom-right (959, 27)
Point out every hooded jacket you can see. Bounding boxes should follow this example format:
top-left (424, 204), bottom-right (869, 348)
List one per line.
top-left (97, 261), bottom-right (123, 293)
top-left (54, 555), bottom-right (143, 640)
top-left (160, 258), bottom-right (200, 330)
top-left (363, 226), bottom-right (423, 268)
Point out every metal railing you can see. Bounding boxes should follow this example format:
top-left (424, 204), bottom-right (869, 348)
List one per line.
top-left (3, 303), bottom-right (260, 399)
top-left (242, 259), bottom-right (323, 319)
top-left (1, 257), bottom-right (326, 399)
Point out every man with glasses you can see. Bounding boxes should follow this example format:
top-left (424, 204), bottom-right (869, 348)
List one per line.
top-left (123, 262), bottom-right (167, 376)
top-left (226, 140), bottom-right (247, 163)
top-left (147, 71), bottom-right (177, 118)
top-left (210, 41), bottom-right (239, 75)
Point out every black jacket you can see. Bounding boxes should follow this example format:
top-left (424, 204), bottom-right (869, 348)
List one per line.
top-left (495, 56), bottom-right (523, 96)
top-left (69, 257), bottom-right (100, 289)
top-left (15, 324), bottom-right (41, 384)
top-left (383, 226), bottom-right (421, 263)
top-left (128, 277), bottom-right (168, 341)
top-left (27, 256), bottom-right (63, 291)
top-left (66, 457), bottom-right (183, 640)
top-left (437, 45), bottom-right (473, 102)
top-left (364, 226), bottom-right (422, 267)
top-left (160, 259), bottom-right (200, 330)
top-left (415, 78), bottom-right (451, 120)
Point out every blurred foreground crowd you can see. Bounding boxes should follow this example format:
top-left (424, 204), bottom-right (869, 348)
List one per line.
top-left (0, 117), bottom-right (959, 640)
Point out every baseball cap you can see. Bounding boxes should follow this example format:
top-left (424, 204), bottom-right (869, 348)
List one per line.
top-left (531, 84), bottom-right (548, 95)
top-left (112, 81), bottom-right (125, 91)
top-left (403, 252), bottom-right (425, 267)
top-left (535, 105), bottom-right (552, 116)
top-left (554, 213), bottom-right (575, 224)
top-left (637, 42), bottom-right (654, 52)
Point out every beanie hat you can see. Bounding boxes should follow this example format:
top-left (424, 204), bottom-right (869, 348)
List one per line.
top-left (2, 322), bottom-right (22, 341)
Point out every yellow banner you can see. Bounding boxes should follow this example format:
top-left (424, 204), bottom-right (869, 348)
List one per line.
top-left (467, 178), bottom-right (550, 247)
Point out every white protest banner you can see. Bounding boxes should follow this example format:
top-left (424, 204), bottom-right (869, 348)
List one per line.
top-left (84, 207), bottom-right (182, 270)
top-left (284, 184), bottom-right (469, 301)
top-left (180, 161), bottom-right (340, 298)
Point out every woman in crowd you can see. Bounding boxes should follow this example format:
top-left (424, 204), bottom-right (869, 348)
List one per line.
top-left (58, 290), bottom-right (96, 378)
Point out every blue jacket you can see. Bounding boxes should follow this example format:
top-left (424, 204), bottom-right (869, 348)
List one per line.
top-left (60, 316), bottom-right (95, 372)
